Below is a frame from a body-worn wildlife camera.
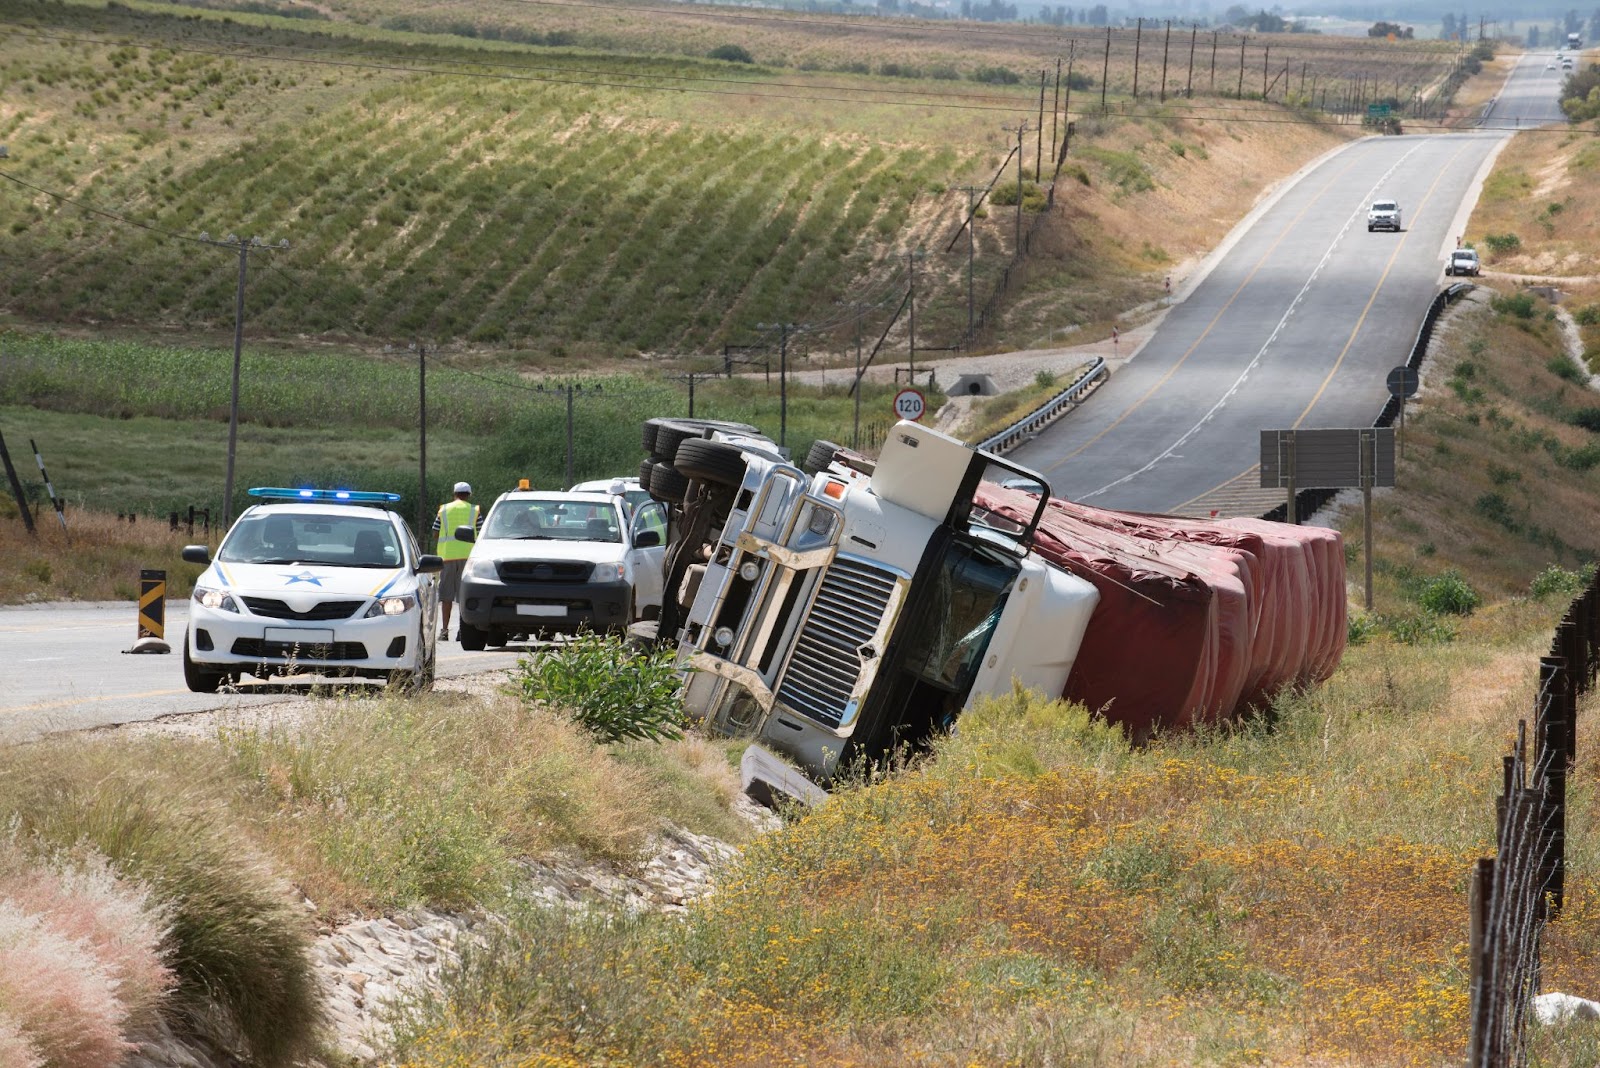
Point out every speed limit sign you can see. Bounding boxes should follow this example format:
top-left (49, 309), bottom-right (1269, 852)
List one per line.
top-left (893, 388), bottom-right (927, 422)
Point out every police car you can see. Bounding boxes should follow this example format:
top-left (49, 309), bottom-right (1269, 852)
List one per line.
top-left (180, 488), bottom-right (443, 693)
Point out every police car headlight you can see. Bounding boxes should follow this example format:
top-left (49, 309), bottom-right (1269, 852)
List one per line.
top-left (591, 563), bottom-right (625, 583)
top-left (193, 585), bottom-right (239, 613)
top-left (464, 558), bottom-right (498, 581)
top-left (364, 594), bottom-right (416, 618)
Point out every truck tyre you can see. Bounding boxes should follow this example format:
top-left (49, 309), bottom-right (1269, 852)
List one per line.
top-left (674, 439), bottom-right (747, 487)
top-left (650, 462), bottom-right (691, 504)
top-left (652, 420), bottom-right (707, 463)
top-left (638, 456), bottom-right (655, 492)
top-left (804, 439), bottom-right (843, 473)
top-left (458, 621), bottom-right (488, 652)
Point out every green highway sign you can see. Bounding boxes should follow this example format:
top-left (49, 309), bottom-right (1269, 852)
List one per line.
top-left (1367, 103), bottom-right (1392, 118)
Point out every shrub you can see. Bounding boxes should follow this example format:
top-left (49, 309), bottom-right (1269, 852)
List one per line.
top-left (1416, 569), bottom-right (1480, 616)
top-left (510, 632), bottom-right (686, 743)
top-left (1574, 303), bottom-right (1600, 326)
top-left (1530, 564), bottom-right (1589, 599)
top-left (1492, 292), bottom-right (1537, 320)
top-left (1387, 613), bottom-right (1459, 645)
top-left (1567, 406), bottom-right (1600, 432)
top-left (707, 44), bottom-right (753, 63)
top-left (1347, 611), bottom-right (1380, 646)
top-left (1483, 232), bottom-right (1522, 256)
top-left (972, 65), bottom-right (1021, 84)
top-left (1474, 492), bottom-right (1518, 531)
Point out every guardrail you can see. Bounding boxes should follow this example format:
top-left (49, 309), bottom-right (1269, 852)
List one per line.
top-left (1261, 283), bottom-right (1473, 523)
top-left (976, 358), bottom-right (1108, 456)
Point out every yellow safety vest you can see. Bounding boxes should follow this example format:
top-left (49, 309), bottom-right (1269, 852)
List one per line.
top-left (436, 500), bottom-right (479, 560)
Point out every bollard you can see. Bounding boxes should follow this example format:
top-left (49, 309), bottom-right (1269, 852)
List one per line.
top-left (125, 568), bottom-right (171, 654)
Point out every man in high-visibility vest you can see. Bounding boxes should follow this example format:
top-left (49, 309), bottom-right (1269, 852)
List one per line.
top-left (432, 481), bottom-right (481, 641)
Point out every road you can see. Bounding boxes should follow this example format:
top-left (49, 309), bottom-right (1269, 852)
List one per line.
top-left (0, 601), bottom-right (516, 743)
top-left (1008, 50), bottom-right (1565, 514)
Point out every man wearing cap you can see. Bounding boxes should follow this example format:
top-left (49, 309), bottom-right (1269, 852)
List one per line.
top-left (432, 482), bottom-right (481, 641)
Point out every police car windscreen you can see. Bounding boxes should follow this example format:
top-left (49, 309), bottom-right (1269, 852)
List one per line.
top-left (220, 512), bottom-right (402, 567)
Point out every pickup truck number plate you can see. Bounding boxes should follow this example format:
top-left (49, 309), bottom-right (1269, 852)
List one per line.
top-left (516, 604), bottom-right (566, 617)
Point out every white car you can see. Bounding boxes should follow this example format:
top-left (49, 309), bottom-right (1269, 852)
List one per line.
top-left (1446, 248), bottom-right (1481, 277)
top-left (569, 476), bottom-right (654, 515)
top-left (1367, 199), bottom-right (1402, 233)
top-left (181, 488), bottom-right (443, 693)
top-left (453, 488), bottom-right (667, 648)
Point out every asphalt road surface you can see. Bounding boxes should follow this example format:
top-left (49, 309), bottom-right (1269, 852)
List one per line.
top-left (0, 601), bottom-right (515, 743)
top-left (1008, 51), bottom-right (1565, 513)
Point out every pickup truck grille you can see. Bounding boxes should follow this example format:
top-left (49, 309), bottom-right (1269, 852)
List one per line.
top-left (775, 558), bottom-right (897, 729)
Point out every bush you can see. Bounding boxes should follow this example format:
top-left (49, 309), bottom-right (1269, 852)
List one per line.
top-left (511, 633), bottom-right (686, 743)
top-left (1492, 292), bottom-right (1537, 320)
top-left (707, 44), bottom-right (753, 63)
top-left (1530, 564), bottom-right (1590, 599)
top-left (972, 66), bottom-right (1021, 84)
top-left (1483, 232), bottom-right (1522, 256)
top-left (1574, 303), bottom-right (1600, 326)
top-left (1566, 406), bottom-right (1600, 432)
top-left (1416, 569), bottom-right (1480, 616)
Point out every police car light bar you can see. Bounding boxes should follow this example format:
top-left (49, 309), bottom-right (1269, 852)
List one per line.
top-left (247, 487), bottom-right (402, 503)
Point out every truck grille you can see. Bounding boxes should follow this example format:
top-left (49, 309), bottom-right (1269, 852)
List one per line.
top-left (775, 558), bottom-right (898, 729)
top-left (497, 560), bottom-right (593, 583)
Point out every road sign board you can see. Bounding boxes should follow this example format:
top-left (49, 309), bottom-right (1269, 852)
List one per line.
top-left (893, 388), bottom-right (927, 422)
top-left (1387, 366), bottom-right (1419, 398)
top-left (1367, 103), bottom-right (1392, 118)
top-left (1260, 428), bottom-right (1395, 490)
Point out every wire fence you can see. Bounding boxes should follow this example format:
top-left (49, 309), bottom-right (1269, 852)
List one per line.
top-left (1467, 572), bottom-right (1599, 1068)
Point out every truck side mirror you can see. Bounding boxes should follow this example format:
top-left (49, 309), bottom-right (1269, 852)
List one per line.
top-left (453, 525), bottom-right (476, 543)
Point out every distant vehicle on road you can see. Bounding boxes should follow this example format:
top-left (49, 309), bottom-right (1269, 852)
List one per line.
top-left (452, 487), bottom-right (667, 649)
top-left (180, 487), bottom-right (443, 694)
top-left (1568, 31), bottom-right (1582, 50)
top-left (569, 476), bottom-right (653, 515)
top-left (1367, 199), bottom-right (1402, 233)
top-left (1446, 248), bottom-right (1481, 277)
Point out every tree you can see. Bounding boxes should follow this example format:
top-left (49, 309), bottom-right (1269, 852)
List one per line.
top-left (1442, 12), bottom-right (1457, 38)
top-left (1529, 25), bottom-right (1542, 47)
top-left (1368, 20), bottom-right (1412, 39)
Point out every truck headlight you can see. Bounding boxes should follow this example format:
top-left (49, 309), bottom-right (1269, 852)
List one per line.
top-left (193, 585), bottom-right (239, 613)
top-left (738, 560), bottom-right (761, 582)
top-left (364, 594), bottom-right (417, 618)
top-left (464, 558), bottom-right (498, 580)
top-left (591, 562), bottom-right (625, 583)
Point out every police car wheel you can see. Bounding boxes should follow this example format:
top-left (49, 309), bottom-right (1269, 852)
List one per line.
top-left (458, 622), bottom-right (488, 652)
top-left (182, 638), bottom-right (228, 694)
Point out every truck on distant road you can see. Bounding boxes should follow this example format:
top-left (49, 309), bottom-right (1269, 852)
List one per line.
top-left (637, 418), bottom-right (1346, 805)
top-left (1568, 31), bottom-right (1582, 51)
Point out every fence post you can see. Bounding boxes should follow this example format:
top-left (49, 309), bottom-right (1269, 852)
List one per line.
top-left (1467, 855), bottom-right (1495, 1068)
top-left (1538, 657), bottom-right (1568, 916)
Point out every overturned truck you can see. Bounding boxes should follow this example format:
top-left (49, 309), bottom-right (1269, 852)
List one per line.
top-left (637, 418), bottom-right (1347, 804)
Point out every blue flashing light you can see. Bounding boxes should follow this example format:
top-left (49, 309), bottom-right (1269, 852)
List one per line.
top-left (248, 487), bottom-right (402, 503)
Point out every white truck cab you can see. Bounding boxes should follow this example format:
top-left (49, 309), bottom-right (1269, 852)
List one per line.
top-left (646, 420), bottom-right (1098, 803)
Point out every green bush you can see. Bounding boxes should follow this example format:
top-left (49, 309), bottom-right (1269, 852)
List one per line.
top-left (1416, 570), bottom-right (1480, 616)
top-left (511, 633), bottom-right (686, 743)
top-left (972, 66), bottom-right (1021, 84)
top-left (707, 44), bottom-right (753, 63)
top-left (1574, 303), bottom-right (1600, 326)
top-left (1492, 292), bottom-right (1537, 320)
top-left (1483, 232), bottom-right (1522, 256)
top-left (1529, 564), bottom-right (1590, 599)
top-left (1566, 406), bottom-right (1600, 432)
top-left (1387, 613), bottom-right (1459, 645)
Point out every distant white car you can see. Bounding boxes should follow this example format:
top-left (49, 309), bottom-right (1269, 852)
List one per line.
top-left (1367, 199), bottom-right (1402, 233)
top-left (181, 487), bottom-right (443, 693)
top-left (569, 476), bottom-right (653, 515)
top-left (1446, 248), bottom-right (1481, 277)
top-left (453, 488), bottom-right (667, 648)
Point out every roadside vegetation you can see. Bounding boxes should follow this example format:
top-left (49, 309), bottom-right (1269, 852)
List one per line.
top-left (4, 279), bottom-right (1600, 1066)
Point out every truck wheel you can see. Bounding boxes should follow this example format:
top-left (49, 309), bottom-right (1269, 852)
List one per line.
top-left (638, 456), bottom-right (655, 492)
top-left (804, 439), bottom-right (843, 473)
top-left (675, 439), bottom-right (747, 487)
top-left (458, 622), bottom-right (488, 652)
top-left (650, 462), bottom-right (691, 504)
top-left (652, 420), bottom-right (706, 464)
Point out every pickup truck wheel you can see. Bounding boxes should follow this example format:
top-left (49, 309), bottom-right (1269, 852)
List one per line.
top-left (458, 622), bottom-right (488, 652)
top-left (486, 630), bottom-right (507, 648)
top-left (804, 439), bottom-right (843, 473)
top-left (674, 439), bottom-right (747, 486)
top-left (650, 462), bottom-right (691, 504)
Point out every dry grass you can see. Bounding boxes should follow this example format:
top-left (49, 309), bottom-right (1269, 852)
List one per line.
top-left (0, 505), bottom-right (204, 604)
top-left (1466, 130), bottom-right (1600, 280)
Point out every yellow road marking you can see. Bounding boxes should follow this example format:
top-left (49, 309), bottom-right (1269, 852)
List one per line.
top-left (0, 688), bottom-right (184, 716)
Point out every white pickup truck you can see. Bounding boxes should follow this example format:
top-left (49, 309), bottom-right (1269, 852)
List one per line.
top-left (1367, 199), bottom-right (1402, 233)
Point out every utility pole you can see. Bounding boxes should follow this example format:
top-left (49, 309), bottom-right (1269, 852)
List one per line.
top-left (757, 323), bottom-right (803, 447)
top-left (836, 300), bottom-right (882, 447)
top-left (1160, 19), bottom-right (1171, 102)
top-left (1210, 30), bottom-right (1218, 93)
top-left (1132, 17), bottom-right (1143, 99)
top-left (200, 232), bottom-right (288, 530)
top-left (1101, 26), bottom-right (1111, 111)
top-left (1012, 121), bottom-right (1027, 252)
top-left (1237, 35), bottom-right (1247, 99)
top-left (907, 247), bottom-right (926, 380)
top-left (953, 186), bottom-right (983, 335)
top-left (1262, 44), bottom-right (1270, 98)
top-left (1036, 69), bottom-right (1047, 177)
top-left (1051, 57), bottom-right (1061, 169)
top-left (414, 340), bottom-right (428, 540)
top-left (1186, 25), bottom-right (1197, 97)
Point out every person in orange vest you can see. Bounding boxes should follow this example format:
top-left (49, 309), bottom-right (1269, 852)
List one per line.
top-left (431, 481), bottom-right (481, 641)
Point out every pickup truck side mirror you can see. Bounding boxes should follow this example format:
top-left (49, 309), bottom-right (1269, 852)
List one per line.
top-left (416, 554), bottom-right (444, 574)
top-left (181, 545), bottom-right (212, 565)
top-left (634, 530), bottom-right (662, 549)
top-left (453, 525), bottom-right (476, 544)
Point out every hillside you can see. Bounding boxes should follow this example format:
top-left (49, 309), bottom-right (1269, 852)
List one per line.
top-left (0, 0), bottom-right (1461, 366)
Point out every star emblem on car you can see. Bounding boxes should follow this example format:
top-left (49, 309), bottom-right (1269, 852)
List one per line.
top-left (282, 571), bottom-right (323, 586)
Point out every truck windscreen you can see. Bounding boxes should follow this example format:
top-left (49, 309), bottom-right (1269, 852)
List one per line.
top-left (898, 538), bottom-right (1017, 694)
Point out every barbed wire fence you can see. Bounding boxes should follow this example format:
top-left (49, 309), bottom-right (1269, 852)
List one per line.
top-left (1468, 572), bottom-right (1599, 1067)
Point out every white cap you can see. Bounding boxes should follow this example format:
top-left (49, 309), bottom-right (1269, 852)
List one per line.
top-left (453, 481), bottom-right (472, 494)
